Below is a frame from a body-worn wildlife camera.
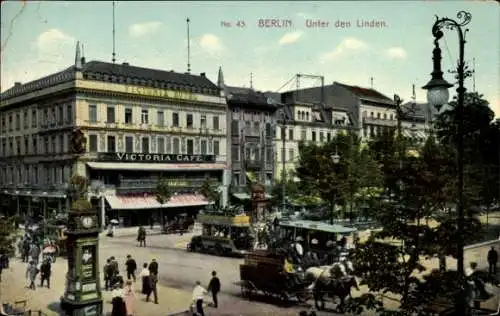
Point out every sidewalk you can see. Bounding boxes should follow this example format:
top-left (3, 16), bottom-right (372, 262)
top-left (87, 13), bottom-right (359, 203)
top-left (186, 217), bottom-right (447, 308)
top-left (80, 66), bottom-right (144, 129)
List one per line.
top-left (0, 258), bottom-right (193, 316)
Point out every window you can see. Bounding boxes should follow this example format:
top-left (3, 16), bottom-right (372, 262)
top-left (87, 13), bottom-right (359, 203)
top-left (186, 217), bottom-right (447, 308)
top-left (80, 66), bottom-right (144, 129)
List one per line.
top-left (390, 114), bottom-right (394, 120)
top-left (8, 115), bottom-right (13, 131)
top-left (141, 109), bottom-right (149, 124)
top-left (89, 135), bottom-right (98, 152)
top-left (23, 111), bottom-right (28, 128)
top-left (142, 137), bottom-right (149, 153)
top-left (66, 104), bottom-right (72, 123)
top-left (125, 136), bottom-right (133, 152)
top-left (157, 137), bottom-right (165, 153)
top-left (306, 112), bottom-right (309, 121)
top-left (213, 116), bottom-right (219, 130)
top-left (172, 113), bottom-right (179, 127)
top-left (58, 106), bottom-right (64, 125)
top-left (51, 136), bottom-right (56, 153)
top-left (383, 113), bottom-right (387, 120)
top-left (289, 149), bottom-right (294, 161)
top-left (59, 135), bottom-right (64, 153)
top-left (24, 138), bottom-right (28, 155)
top-left (288, 129), bottom-right (293, 140)
top-left (200, 115), bottom-right (207, 129)
top-left (125, 108), bottom-right (133, 123)
top-left (51, 108), bottom-right (56, 125)
top-left (370, 112), bottom-right (374, 118)
top-left (245, 121), bottom-right (251, 135)
top-left (231, 147), bottom-right (239, 161)
top-left (186, 114), bottom-right (193, 128)
top-left (312, 131), bottom-right (316, 142)
top-left (232, 173), bottom-right (240, 186)
top-left (231, 120), bottom-right (239, 135)
top-left (377, 113), bottom-right (381, 119)
top-left (327, 133), bottom-right (331, 141)
top-left (15, 113), bottom-right (20, 130)
top-left (253, 122), bottom-right (260, 135)
top-left (213, 140), bottom-right (220, 155)
top-left (32, 136), bottom-right (37, 153)
top-left (107, 135), bottom-right (116, 152)
top-left (186, 139), bottom-right (194, 154)
top-left (363, 126), bottom-right (368, 137)
top-left (16, 139), bottom-right (20, 155)
top-left (88, 105), bottom-right (97, 123)
top-left (265, 123), bottom-right (271, 138)
top-left (172, 138), bottom-right (180, 154)
top-left (320, 132), bottom-right (324, 142)
top-left (107, 106), bottom-right (115, 123)
top-left (33, 166), bottom-right (38, 184)
top-left (200, 140), bottom-right (207, 154)
top-left (31, 110), bottom-right (37, 128)
top-left (301, 129), bottom-right (306, 141)
top-left (157, 111), bottom-right (164, 126)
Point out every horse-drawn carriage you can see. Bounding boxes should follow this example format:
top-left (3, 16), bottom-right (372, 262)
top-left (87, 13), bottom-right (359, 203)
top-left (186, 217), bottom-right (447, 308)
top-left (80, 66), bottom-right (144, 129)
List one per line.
top-left (236, 249), bottom-right (312, 302)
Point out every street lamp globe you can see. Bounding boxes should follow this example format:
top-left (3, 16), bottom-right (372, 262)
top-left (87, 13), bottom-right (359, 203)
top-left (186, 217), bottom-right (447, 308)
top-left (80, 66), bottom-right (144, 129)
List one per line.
top-left (425, 85), bottom-right (451, 110)
top-left (331, 153), bottom-right (340, 164)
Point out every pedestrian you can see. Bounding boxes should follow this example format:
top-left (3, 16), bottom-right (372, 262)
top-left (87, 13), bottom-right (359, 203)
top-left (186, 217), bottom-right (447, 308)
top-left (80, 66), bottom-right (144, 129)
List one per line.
top-left (29, 243), bottom-right (40, 264)
top-left (123, 280), bottom-right (136, 316)
top-left (125, 255), bottom-right (137, 282)
top-left (488, 246), bottom-right (498, 276)
top-left (0, 250), bottom-right (8, 283)
top-left (137, 226), bottom-right (146, 247)
top-left (104, 259), bottom-right (114, 290)
top-left (192, 280), bottom-right (207, 316)
top-left (139, 263), bottom-right (150, 295)
top-left (40, 258), bottom-right (51, 288)
top-left (111, 279), bottom-right (126, 316)
top-left (25, 260), bottom-right (39, 290)
top-left (22, 239), bottom-right (30, 262)
top-left (148, 258), bottom-right (158, 277)
top-left (146, 272), bottom-right (158, 304)
top-left (207, 270), bottom-right (221, 308)
top-left (110, 256), bottom-right (119, 275)
top-left (107, 223), bottom-right (115, 237)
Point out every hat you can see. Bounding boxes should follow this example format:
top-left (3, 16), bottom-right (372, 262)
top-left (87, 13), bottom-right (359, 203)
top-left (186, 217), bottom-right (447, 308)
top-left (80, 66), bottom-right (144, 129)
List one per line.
top-left (311, 239), bottom-right (318, 245)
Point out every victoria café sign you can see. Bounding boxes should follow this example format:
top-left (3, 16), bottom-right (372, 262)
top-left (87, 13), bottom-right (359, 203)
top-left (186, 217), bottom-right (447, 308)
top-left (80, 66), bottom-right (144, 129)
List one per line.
top-left (97, 152), bottom-right (216, 163)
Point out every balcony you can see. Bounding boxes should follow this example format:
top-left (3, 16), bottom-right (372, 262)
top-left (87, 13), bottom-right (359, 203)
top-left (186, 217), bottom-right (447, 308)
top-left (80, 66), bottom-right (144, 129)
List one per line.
top-left (363, 117), bottom-right (397, 127)
top-left (114, 178), bottom-right (212, 194)
top-left (244, 159), bottom-right (262, 170)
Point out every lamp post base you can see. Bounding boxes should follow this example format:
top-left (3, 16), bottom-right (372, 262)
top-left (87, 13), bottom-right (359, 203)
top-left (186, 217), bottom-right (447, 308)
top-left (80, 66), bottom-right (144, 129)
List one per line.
top-left (60, 297), bottom-right (103, 316)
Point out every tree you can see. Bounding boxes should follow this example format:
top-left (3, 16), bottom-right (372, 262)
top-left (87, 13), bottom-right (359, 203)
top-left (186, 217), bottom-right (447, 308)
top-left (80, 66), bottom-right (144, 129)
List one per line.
top-left (200, 178), bottom-right (220, 206)
top-left (269, 170), bottom-right (300, 208)
top-left (295, 133), bottom-right (382, 221)
top-left (156, 176), bottom-right (172, 205)
top-left (0, 216), bottom-right (17, 256)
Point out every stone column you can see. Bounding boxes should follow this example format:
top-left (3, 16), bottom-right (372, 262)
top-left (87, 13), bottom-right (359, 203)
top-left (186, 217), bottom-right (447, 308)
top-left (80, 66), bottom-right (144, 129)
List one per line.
top-left (100, 196), bottom-right (106, 229)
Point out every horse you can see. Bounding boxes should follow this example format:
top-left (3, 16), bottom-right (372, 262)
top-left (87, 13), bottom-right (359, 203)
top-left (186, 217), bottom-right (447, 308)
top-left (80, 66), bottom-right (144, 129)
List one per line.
top-left (305, 263), bottom-right (359, 312)
top-left (313, 274), bottom-right (359, 312)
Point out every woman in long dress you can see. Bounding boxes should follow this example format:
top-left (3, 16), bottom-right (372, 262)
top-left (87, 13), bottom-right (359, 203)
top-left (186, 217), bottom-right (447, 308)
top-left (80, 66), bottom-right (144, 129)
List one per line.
top-left (139, 263), bottom-right (151, 296)
top-left (111, 280), bottom-right (126, 316)
top-left (123, 280), bottom-right (136, 316)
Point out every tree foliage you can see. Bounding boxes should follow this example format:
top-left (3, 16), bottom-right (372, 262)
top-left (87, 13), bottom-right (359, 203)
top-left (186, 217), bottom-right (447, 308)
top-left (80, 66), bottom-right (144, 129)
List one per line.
top-left (269, 170), bottom-right (300, 208)
top-left (0, 216), bottom-right (17, 256)
top-left (156, 176), bottom-right (172, 205)
top-left (295, 133), bottom-right (382, 219)
top-left (200, 178), bottom-right (220, 205)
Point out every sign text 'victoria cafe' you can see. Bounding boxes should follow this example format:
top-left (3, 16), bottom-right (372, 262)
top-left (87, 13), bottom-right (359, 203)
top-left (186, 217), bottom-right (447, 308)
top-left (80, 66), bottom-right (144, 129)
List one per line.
top-left (97, 152), bottom-right (216, 163)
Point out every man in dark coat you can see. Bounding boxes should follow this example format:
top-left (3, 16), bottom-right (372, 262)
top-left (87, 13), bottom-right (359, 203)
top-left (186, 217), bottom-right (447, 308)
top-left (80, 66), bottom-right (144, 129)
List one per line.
top-left (207, 270), bottom-right (221, 308)
top-left (22, 239), bottom-right (30, 262)
top-left (125, 255), bottom-right (137, 282)
top-left (146, 273), bottom-right (158, 304)
top-left (104, 259), bottom-right (114, 290)
top-left (40, 258), bottom-right (52, 288)
top-left (488, 246), bottom-right (498, 276)
top-left (148, 259), bottom-right (158, 277)
top-left (137, 226), bottom-right (146, 247)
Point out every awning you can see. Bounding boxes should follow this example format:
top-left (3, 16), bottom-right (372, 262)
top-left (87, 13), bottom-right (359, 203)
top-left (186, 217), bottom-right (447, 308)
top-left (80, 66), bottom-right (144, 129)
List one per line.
top-left (402, 130), bottom-right (413, 138)
top-left (87, 162), bottom-right (226, 171)
top-left (105, 194), bottom-right (209, 210)
top-left (232, 193), bottom-right (272, 200)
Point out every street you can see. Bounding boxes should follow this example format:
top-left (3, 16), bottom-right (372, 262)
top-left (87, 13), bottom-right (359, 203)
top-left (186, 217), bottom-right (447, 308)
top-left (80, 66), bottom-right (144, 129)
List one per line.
top-left (102, 232), bottom-right (333, 315)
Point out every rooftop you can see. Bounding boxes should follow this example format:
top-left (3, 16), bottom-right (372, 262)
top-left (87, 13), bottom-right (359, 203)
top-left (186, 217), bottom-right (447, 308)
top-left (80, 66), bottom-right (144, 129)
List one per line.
top-left (334, 81), bottom-right (393, 102)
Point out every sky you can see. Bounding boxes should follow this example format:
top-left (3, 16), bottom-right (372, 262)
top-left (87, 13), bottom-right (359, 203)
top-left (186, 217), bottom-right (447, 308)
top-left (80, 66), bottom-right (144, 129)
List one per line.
top-left (1, 1), bottom-right (499, 117)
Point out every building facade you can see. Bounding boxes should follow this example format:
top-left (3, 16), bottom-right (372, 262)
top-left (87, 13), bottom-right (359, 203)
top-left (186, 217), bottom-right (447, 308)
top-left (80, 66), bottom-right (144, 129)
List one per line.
top-left (0, 44), bottom-right (229, 227)
top-left (217, 68), bottom-right (278, 196)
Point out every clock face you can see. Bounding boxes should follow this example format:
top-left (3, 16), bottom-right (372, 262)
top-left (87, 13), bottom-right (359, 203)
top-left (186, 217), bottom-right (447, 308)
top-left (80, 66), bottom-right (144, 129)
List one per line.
top-left (82, 216), bottom-right (93, 229)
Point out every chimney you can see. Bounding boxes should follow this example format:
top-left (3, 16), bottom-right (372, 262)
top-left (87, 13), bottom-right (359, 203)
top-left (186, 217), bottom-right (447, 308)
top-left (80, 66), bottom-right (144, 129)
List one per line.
top-left (200, 72), bottom-right (206, 77)
top-left (14, 82), bottom-right (22, 87)
top-left (122, 62), bottom-right (129, 66)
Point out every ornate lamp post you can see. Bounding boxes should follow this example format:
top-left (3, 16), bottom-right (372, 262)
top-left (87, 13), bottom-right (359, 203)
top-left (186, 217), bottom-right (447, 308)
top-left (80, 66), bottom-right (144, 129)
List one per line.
top-left (422, 10), bottom-right (471, 314)
top-left (329, 144), bottom-right (340, 224)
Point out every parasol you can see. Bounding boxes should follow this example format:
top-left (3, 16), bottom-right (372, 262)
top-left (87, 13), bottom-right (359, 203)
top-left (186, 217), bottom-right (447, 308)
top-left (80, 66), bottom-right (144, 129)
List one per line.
top-left (110, 219), bottom-right (119, 225)
top-left (43, 245), bottom-right (57, 254)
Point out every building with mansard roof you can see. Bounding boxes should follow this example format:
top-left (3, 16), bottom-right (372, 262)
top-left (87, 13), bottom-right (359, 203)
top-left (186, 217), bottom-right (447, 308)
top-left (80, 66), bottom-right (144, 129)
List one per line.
top-left (216, 68), bottom-right (279, 201)
top-left (0, 43), bottom-right (229, 227)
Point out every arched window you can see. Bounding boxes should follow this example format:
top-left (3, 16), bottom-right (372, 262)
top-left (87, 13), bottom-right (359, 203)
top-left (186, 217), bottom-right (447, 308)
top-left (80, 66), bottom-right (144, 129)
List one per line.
top-left (306, 112), bottom-right (309, 121)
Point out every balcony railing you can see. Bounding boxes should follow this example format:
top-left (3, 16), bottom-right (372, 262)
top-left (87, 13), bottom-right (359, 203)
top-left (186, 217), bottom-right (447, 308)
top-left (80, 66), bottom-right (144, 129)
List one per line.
top-left (363, 117), bottom-right (397, 127)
